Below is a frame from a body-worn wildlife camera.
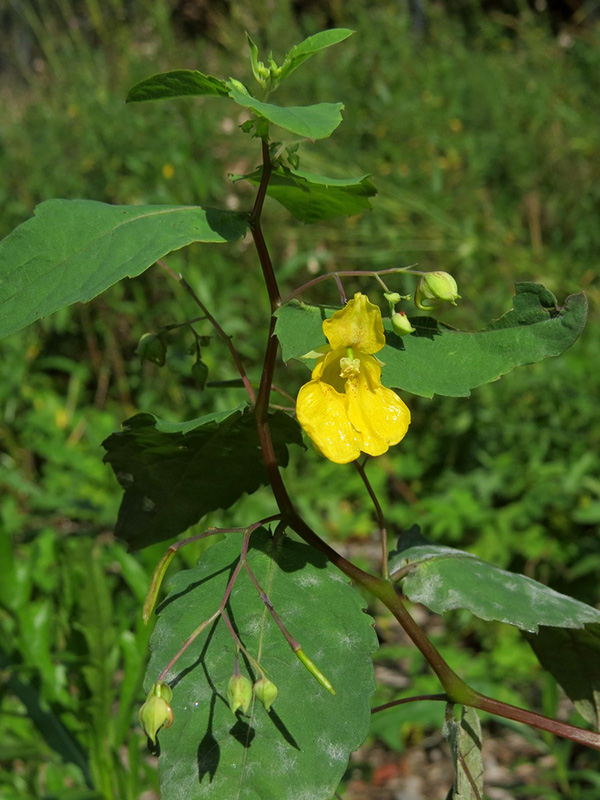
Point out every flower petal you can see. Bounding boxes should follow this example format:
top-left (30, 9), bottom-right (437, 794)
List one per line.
top-left (323, 293), bottom-right (386, 354)
top-left (296, 379), bottom-right (362, 464)
top-left (345, 356), bottom-right (411, 457)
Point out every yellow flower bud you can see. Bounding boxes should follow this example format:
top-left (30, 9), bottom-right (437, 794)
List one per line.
top-left (138, 682), bottom-right (173, 744)
top-left (415, 271), bottom-right (461, 310)
top-left (253, 677), bottom-right (278, 711)
top-left (227, 674), bottom-right (253, 715)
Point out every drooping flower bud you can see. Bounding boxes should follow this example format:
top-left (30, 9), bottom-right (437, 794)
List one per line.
top-left (136, 332), bottom-right (166, 366)
top-left (253, 677), bottom-right (278, 712)
top-left (391, 312), bottom-right (416, 336)
top-left (383, 291), bottom-right (402, 305)
top-left (191, 359), bottom-right (209, 390)
top-left (139, 682), bottom-right (173, 744)
top-left (227, 674), bottom-right (253, 715)
top-left (415, 271), bottom-right (461, 310)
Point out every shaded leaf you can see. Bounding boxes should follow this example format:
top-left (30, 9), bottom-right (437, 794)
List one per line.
top-left (0, 200), bottom-right (248, 339)
top-left (102, 407), bottom-right (303, 550)
top-left (126, 69), bottom-right (230, 102)
top-left (274, 283), bottom-right (587, 397)
top-left (443, 706), bottom-right (484, 800)
top-left (228, 79), bottom-right (344, 140)
top-left (278, 29), bottom-right (355, 84)
top-left (147, 529), bottom-right (378, 799)
top-left (389, 528), bottom-right (600, 633)
top-left (234, 165), bottom-right (376, 222)
top-left (526, 624), bottom-right (600, 730)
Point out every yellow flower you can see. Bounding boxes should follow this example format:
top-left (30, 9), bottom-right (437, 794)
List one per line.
top-left (296, 293), bottom-right (411, 464)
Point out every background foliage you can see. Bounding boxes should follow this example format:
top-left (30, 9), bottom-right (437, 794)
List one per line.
top-left (1, 1), bottom-right (599, 797)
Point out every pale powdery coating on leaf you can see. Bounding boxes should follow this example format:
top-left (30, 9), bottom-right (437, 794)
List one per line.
top-left (403, 557), bottom-right (600, 633)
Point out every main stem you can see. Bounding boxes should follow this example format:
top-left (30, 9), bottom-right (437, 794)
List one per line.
top-left (248, 135), bottom-right (600, 753)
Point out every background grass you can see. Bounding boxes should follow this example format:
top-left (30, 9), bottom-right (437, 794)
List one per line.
top-left (1, 1), bottom-right (599, 797)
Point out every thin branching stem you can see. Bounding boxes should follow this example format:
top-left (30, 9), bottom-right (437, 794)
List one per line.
top-left (157, 258), bottom-right (256, 402)
top-left (371, 694), bottom-right (448, 714)
top-left (156, 525), bottom-right (261, 682)
top-left (283, 266), bottom-right (417, 304)
top-left (353, 459), bottom-right (389, 579)
top-left (220, 609), bottom-right (264, 677)
top-left (243, 561), bottom-right (301, 651)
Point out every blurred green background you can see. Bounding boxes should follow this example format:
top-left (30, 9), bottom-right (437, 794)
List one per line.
top-left (1, 1), bottom-right (599, 797)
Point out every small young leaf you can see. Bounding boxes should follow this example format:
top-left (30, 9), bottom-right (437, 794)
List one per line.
top-left (278, 29), bottom-right (355, 85)
top-left (389, 528), bottom-right (600, 632)
top-left (126, 69), bottom-right (230, 102)
top-left (0, 200), bottom-right (248, 340)
top-left (526, 624), bottom-right (600, 730)
top-left (102, 407), bottom-right (303, 549)
top-left (146, 529), bottom-right (378, 799)
top-left (246, 34), bottom-right (267, 87)
top-left (443, 706), bottom-right (484, 800)
top-left (234, 166), bottom-right (376, 222)
top-left (227, 80), bottom-right (344, 140)
top-left (274, 284), bottom-right (587, 398)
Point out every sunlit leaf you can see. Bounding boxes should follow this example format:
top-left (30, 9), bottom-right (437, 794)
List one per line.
top-left (227, 80), bottom-right (344, 140)
top-left (0, 200), bottom-right (248, 339)
top-left (274, 283), bottom-right (587, 398)
top-left (278, 29), bottom-right (355, 84)
top-left (234, 165), bottom-right (375, 222)
top-left (126, 69), bottom-right (230, 102)
top-left (389, 527), bottom-right (600, 632)
top-left (146, 529), bottom-right (377, 799)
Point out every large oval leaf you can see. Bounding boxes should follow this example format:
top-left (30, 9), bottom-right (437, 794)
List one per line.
top-left (0, 200), bottom-right (248, 339)
top-left (274, 283), bottom-right (587, 398)
top-left (390, 528), bottom-right (600, 633)
top-left (147, 529), bottom-right (378, 800)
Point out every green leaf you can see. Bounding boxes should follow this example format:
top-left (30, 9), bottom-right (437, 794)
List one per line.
top-left (389, 528), bottom-right (600, 633)
top-left (526, 624), bottom-right (600, 730)
top-left (0, 200), bottom-right (248, 340)
top-left (102, 407), bottom-right (303, 550)
top-left (278, 29), bottom-right (355, 84)
top-left (227, 80), bottom-right (344, 140)
top-left (246, 34), bottom-right (265, 86)
top-left (274, 283), bottom-right (588, 398)
top-left (234, 165), bottom-right (376, 222)
top-left (126, 69), bottom-right (230, 102)
top-left (146, 529), bottom-right (377, 799)
top-left (443, 706), bottom-right (484, 800)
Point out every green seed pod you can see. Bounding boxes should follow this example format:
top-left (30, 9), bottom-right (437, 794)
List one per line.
top-left (415, 271), bottom-right (461, 310)
top-left (138, 682), bottom-right (173, 744)
top-left (227, 674), bottom-right (253, 715)
top-left (253, 677), bottom-right (278, 712)
top-left (391, 311), bottom-right (416, 336)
